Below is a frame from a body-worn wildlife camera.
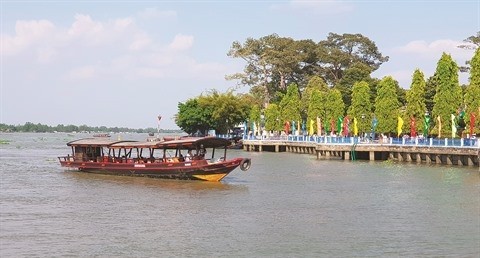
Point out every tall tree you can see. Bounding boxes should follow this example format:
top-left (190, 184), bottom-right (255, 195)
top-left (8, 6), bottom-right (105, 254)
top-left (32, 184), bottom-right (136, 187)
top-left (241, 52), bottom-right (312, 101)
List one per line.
top-left (316, 32), bottom-right (389, 86)
top-left (324, 89), bottom-right (345, 132)
top-left (227, 34), bottom-right (316, 105)
top-left (432, 53), bottom-right (463, 135)
top-left (457, 32), bottom-right (479, 72)
top-left (301, 75), bottom-right (328, 119)
top-left (279, 83), bottom-right (302, 125)
top-left (307, 88), bottom-right (327, 131)
top-left (425, 75), bottom-right (437, 114)
top-left (457, 31), bottom-right (480, 50)
top-left (405, 69), bottom-right (427, 133)
top-left (348, 81), bottom-right (372, 135)
top-left (264, 103), bottom-right (282, 132)
top-left (464, 48), bottom-right (480, 134)
top-left (374, 76), bottom-right (401, 134)
top-left (335, 62), bottom-right (373, 110)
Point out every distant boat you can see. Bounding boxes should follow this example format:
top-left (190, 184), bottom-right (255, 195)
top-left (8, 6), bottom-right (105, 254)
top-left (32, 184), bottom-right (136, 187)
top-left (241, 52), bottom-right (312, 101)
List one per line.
top-left (58, 136), bottom-right (251, 182)
top-left (93, 133), bottom-right (111, 138)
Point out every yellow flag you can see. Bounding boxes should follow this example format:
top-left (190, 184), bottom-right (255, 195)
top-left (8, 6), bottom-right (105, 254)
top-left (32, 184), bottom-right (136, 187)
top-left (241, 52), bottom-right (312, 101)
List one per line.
top-left (451, 114), bottom-right (457, 138)
top-left (353, 117), bottom-right (358, 136)
top-left (309, 119), bottom-right (314, 136)
top-left (316, 117), bottom-right (322, 135)
top-left (397, 116), bottom-right (404, 137)
top-left (437, 115), bottom-right (441, 138)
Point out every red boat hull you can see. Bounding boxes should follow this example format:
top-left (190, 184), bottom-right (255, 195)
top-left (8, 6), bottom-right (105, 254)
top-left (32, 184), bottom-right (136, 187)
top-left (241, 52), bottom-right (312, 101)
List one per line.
top-left (59, 157), bottom-right (246, 181)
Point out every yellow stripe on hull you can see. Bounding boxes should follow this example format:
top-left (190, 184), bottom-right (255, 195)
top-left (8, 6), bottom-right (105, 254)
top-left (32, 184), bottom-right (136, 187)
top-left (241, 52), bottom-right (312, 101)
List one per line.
top-left (192, 173), bottom-right (228, 182)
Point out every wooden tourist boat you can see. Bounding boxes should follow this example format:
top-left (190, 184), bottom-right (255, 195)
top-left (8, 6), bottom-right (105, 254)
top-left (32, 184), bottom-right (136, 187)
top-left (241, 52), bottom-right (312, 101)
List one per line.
top-left (58, 136), bottom-right (252, 182)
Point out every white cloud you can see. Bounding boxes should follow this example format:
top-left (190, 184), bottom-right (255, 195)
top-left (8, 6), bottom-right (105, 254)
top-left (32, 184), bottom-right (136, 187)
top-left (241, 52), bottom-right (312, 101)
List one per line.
top-left (1, 19), bottom-right (55, 55)
top-left (129, 33), bottom-right (152, 51)
top-left (396, 39), bottom-right (475, 60)
top-left (168, 34), bottom-right (194, 51)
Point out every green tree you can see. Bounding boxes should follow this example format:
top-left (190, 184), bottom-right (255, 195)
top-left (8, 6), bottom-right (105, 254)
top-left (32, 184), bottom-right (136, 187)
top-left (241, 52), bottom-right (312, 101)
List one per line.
top-left (374, 76), bottom-right (401, 134)
top-left (457, 32), bottom-right (480, 72)
top-left (464, 48), bottom-right (480, 134)
top-left (425, 75), bottom-right (437, 114)
top-left (335, 62), bottom-right (373, 110)
top-left (198, 90), bottom-right (251, 134)
top-left (227, 34), bottom-right (316, 105)
top-left (307, 88), bottom-right (327, 133)
top-left (317, 33), bottom-right (389, 86)
top-left (264, 103), bottom-right (282, 132)
top-left (324, 89), bottom-right (345, 133)
top-left (176, 98), bottom-right (213, 135)
top-left (301, 75), bottom-right (328, 119)
top-left (405, 69), bottom-right (427, 134)
top-left (176, 91), bottom-right (250, 135)
top-left (432, 53), bottom-right (463, 136)
top-left (347, 81), bottom-right (372, 135)
top-left (279, 83), bottom-right (302, 125)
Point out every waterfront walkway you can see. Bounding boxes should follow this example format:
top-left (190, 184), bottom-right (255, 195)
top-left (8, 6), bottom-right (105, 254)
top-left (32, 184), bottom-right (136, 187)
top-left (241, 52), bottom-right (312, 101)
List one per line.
top-left (227, 135), bottom-right (480, 168)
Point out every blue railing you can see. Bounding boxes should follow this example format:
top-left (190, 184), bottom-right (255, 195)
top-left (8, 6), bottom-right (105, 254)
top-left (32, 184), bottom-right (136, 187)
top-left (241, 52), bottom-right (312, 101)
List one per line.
top-left (216, 134), bottom-right (479, 148)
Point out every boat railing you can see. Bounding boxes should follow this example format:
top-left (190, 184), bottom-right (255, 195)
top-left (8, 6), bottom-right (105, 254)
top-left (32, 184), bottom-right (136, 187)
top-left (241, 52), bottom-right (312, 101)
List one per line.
top-left (222, 134), bottom-right (479, 148)
top-left (58, 155), bottom-right (213, 164)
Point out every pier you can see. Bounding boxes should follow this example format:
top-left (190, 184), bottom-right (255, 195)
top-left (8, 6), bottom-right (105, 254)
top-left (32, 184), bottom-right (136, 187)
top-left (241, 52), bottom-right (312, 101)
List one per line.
top-left (241, 136), bottom-right (480, 167)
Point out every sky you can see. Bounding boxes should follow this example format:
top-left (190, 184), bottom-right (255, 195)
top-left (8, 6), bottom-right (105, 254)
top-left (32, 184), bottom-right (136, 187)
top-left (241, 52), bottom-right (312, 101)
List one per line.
top-left (1, 0), bottom-right (478, 130)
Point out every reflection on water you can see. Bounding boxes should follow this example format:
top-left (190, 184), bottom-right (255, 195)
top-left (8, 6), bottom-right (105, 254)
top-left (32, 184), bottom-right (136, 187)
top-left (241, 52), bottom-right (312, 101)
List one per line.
top-left (64, 172), bottom-right (248, 192)
top-left (1, 133), bottom-right (479, 257)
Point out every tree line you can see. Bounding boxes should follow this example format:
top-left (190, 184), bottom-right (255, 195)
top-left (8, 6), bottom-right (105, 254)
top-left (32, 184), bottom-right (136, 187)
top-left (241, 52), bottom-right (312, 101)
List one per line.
top-left (0, 122), bottom-right (181, 134)
top-left (176, 32), bottom-right (480, 137)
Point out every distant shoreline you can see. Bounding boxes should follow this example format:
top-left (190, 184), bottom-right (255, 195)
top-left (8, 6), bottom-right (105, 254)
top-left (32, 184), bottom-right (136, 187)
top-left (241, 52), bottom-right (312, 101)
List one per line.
top-left (0, 122), bottom-right (183, 134)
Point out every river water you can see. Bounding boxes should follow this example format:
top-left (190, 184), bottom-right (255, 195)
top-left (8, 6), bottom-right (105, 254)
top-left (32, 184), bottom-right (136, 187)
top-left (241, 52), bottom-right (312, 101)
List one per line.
top-left (1, 133), bottom-right (479, 257)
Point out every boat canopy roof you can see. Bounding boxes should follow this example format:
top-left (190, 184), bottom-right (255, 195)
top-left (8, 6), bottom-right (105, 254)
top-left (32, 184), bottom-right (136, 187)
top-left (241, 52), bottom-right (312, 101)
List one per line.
top-left (66, 136), bottom-right (229, 149)
top-left (66, 138), bottom-right (135, 147)
top-left (109, 141), bottom-right (163, 149)
top-left (157, 136), bottom-right (230, 149)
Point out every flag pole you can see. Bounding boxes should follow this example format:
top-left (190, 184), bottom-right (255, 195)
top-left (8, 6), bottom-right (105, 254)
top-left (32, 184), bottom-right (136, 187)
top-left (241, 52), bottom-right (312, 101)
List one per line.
top-left (157, 115), bottom-right (162, 137)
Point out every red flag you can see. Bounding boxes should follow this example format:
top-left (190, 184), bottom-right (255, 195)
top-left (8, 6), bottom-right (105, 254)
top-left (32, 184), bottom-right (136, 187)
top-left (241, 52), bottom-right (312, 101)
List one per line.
top-left (470, 113), bottom-right (476, 138)
top-left (284, 121), bottom-right (290, 134)
top-left (410, 117), bottom-right (416, 137)
top-left (343, 116), bottom-right (349, 136)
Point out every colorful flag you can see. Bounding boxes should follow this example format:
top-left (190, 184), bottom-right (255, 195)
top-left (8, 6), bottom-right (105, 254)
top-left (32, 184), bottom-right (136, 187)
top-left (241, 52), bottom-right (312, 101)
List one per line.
top-left (291, 120), bottom-right (296, 135)
top-left (397, 116), bottom-right (404, 137)
top-left (316, 117), bottom-right (322, 136)
top-left (337, 117), bottom-right (343, 135)
top-left (437, 115), bottom-right (442, 138)
top-left (284, 121), bottom-right (290, 134)
top-left (309, 119), bottom-right (314, 136)
top-left (353, 117), bottom-right (358, 136)
top-left (424, 115), bottom-right (430, 136)
top-left (470, 112), bottom-right (476, 138)
top-left (451, 114), bottom-right (457, 138)
top-left (343, 116), bottom-right (349, 136)
top-left (410, 117), bottom-right (416, 137)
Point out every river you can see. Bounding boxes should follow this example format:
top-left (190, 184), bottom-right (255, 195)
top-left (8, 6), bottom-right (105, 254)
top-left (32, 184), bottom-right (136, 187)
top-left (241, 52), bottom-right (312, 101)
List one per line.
top-left (1, 133), bottom-right (479, 257)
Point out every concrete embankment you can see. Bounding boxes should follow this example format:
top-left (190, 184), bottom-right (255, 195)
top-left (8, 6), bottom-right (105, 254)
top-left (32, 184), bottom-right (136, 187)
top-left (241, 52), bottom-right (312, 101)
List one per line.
top-left (243, 140), bottom-right (480, 168)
